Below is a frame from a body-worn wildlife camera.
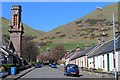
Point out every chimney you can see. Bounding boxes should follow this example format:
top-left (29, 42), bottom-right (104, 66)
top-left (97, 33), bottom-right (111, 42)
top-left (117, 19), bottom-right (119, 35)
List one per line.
top-left (75, 46), bottom-right (81, 52)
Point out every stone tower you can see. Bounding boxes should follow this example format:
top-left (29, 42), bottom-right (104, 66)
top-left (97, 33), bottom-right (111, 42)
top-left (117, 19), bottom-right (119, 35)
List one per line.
top-left (8, 5), bottom-right (23, 57)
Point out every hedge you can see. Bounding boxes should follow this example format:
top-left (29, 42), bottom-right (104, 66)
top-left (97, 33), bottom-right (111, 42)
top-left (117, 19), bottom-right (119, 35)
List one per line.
top-left (1, 64), bottom-right (19, 72)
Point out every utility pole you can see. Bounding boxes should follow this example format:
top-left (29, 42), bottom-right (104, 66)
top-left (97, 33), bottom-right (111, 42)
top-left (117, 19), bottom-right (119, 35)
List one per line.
top-left (113, 13), bottom-right (118, 80)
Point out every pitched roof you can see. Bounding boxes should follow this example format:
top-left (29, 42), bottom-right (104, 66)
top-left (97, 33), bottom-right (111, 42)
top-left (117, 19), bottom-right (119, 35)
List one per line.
top-left (1, 47), bottom-right (19, 59)
top-left (88, 37), bottom-right (120, 58)
top-left (65, 47), bottom-right (81, 59)
top-left (70, 45), bottom-right (96, 60)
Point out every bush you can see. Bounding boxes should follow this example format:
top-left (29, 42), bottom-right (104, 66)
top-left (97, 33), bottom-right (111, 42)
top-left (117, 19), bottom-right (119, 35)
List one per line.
top-left (97, 68), bottom-right (103, 71)
top-left (1, 64), bottom-right (19, 72)
top-left (1, 64), bottom-right (14, 72)
top-left (35, 61), bottom-right (42, 64)
top-left (0, 66), bottom-right (5, 72)
top-left (57, 60), bottom-right (65, 65)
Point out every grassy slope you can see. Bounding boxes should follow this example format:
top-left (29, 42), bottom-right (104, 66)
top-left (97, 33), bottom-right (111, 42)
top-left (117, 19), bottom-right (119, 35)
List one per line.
top-left (0, 17), bottom-right (45, 37)
top-left (1, 3), bottom-right (118, 51)
top-left (33, 3), bottom-right (118, 50)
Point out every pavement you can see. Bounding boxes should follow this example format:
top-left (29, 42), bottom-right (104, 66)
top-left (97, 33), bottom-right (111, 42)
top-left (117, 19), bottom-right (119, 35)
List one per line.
top-left (0, 72), bottom-right (9, 78)
top-left (4, 67), bottom-right (35, 80)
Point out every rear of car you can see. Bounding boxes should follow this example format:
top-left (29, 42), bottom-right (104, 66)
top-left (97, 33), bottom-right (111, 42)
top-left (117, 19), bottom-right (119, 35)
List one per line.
top-left (64, 64), bottom-right (79, 76)
top-left (51, 63), bottom-right (57, 68)
top-left (35, 64), bottom-right (41, 68)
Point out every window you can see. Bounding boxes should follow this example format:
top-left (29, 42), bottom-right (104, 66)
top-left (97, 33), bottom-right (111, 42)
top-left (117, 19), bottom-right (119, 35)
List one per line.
top-left (113, 53), bottom-right (115, 68)
top-left (103, 55), bottom-right (104, 68)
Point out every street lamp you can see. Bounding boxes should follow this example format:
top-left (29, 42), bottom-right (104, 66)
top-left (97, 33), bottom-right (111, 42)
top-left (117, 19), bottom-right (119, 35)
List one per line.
top-left (97, 7), bottom-right (117, 80)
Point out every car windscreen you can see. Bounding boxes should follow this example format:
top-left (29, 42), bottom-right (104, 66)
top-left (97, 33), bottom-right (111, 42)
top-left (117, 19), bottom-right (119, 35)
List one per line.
top-left (67, 64), bottom-right (78, 69)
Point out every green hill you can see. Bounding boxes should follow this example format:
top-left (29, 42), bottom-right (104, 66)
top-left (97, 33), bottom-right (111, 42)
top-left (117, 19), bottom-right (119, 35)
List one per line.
top-left (33, 3), bottom-right (119, 50)
top-left (1, 3), bottom-right (118, 51)
top-left (0, 17), bottom-right (45, 37)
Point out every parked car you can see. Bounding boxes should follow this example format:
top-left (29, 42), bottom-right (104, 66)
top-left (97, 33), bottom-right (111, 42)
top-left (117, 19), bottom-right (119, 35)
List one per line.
top-left (49, 63), bottom-right (52, 67)
top-left (35, 64), bottom-right (41, 68)
top-left (51, 63), bottom-right (57, 68)
top-left (64, 64), bottom-right (79, 76)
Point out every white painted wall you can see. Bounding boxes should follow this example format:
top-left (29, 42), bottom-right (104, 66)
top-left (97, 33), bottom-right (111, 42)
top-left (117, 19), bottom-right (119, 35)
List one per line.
top-left (78, 58), bottom-right (81, 67)
top-left (88, 57), bottom-right (93, 69)
top-left (95, 56), bottom-right (98, 69)
top-left (116, 51), bottom-right (120, 71)
top-left (76, 58), bottom-right (79, 66)
top-left (98, 55), bottom-right (102, 69)
top-left (104, 54), bottom-right (107, 71)
top-left (109, 52), bottom-right (114, 71)
top-left (65, 58), bottom-right (69, 65)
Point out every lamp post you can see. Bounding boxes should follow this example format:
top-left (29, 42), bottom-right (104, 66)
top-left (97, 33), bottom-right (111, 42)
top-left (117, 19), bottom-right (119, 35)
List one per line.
top-left (97, 7), bottom-right (117, 80)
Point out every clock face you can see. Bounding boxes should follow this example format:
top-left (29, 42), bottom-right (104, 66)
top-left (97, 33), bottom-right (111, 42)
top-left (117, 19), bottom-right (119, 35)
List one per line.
top-left (14, 10), bottom-right (18, 14)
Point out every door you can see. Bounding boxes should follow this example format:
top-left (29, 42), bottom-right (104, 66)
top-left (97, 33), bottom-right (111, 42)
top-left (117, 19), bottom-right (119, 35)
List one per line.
top-left (107, 54), bottom-right (110, 71)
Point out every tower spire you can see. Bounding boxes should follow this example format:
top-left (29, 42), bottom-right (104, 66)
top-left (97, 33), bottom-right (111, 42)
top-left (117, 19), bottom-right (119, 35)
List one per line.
top-left (8, 5), bottom-right (23, 58)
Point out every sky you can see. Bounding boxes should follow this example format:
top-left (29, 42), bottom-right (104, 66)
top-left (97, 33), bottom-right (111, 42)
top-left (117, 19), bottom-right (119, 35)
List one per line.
top-left (2, 2), bottom-right (114, 32)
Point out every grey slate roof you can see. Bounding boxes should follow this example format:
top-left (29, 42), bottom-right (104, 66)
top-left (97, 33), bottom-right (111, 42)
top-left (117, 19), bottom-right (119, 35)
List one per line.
top-left (88, 37), bottom-right (120, 58)
top-left (1, 47), bottom-right (19, 59)
top-left (70, 45), bottom-right (96, 60)
top-left (65, 47), bottom-right (81, 59)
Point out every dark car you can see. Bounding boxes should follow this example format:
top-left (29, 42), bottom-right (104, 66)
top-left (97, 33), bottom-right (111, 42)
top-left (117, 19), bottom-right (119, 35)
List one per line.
top-left (35, 64), bottom-right (41, 68)
top-left (51, 63), bottom-right (57, 68)
top-left (64, 64), bottom-right (79, 76)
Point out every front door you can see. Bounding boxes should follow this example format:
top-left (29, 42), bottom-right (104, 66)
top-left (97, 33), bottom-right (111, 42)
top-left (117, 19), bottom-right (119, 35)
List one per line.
top-left (107, 54), bottom-right (110, 71)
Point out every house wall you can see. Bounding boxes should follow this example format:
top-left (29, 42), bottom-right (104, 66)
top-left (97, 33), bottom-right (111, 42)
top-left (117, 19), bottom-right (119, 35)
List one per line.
top-left (85, 56), bottom-right (88, 68)
top-left (90, 52), bottom-right (117, 72)
top-left (66, 50), bottom-right (120, 72)
top-left (104, 54), bottom-right (107, 71)
top-left (88, 57), bottom-right (93, 69)
top-left (95, 56), bottom-right (98, 69)
top-left (76, 58), bottom-right (79, 66)
top-left (78, 58), bottom-right (81, 67)
top-left (65, 58), bottom-right (70, 65)
top-left (70, 59), bottom-right (76, 64)
top-left (82, 56), bottom-right (87, 68)
top-left (116, 51), bottom-right (120, 71)
top-left (98, 55), bottom-right (102, 69)
top-left (109, 52), bottom-right (114, 71)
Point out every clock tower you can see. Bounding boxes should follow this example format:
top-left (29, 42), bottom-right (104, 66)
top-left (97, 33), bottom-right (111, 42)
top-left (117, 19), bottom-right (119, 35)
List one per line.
top-left (8, 5), bottom-right (23, 57)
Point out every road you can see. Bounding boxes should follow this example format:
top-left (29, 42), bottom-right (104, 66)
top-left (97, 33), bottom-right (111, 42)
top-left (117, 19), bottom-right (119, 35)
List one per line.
top-left (19, 65), bottom-right (100, 79)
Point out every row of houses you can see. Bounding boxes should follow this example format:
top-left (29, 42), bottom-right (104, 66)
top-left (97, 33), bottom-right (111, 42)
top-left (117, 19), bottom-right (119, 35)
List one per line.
top-left (65, 36), bottom-right (120, 72)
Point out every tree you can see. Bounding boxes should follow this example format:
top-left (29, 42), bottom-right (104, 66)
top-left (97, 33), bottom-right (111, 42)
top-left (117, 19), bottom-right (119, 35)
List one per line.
top-left (37, 53), bottom-right (49, 62)
top-left (50, 45), bottom-right (66, 62)
top-left (21, 36), bottom-right (39, 63)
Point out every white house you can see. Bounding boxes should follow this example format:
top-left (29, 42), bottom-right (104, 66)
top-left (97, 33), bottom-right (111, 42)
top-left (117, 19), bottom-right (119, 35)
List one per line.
top-left (69, 45), bottom-right (96, 68)
top-left (88, 37), bottom-right (120, 71)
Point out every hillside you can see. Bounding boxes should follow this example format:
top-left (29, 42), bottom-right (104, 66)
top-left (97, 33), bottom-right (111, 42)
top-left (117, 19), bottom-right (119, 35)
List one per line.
top-left (33, 3), bottom-right (118, 50)
top-left (0, 17), bottom-right (45, 37)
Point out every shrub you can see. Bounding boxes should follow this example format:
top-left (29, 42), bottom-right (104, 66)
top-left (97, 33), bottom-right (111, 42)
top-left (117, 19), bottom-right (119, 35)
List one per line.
top-left (1, 64), bottom-right (20, 72)
top-left (97, 68), bottom-right (103, 71)
top-left (1, 64), bottom-right (15, 72)
top-left (58, 60), bottom-right (65, 65)
top-left (0, 66), bottom-right (5, 72)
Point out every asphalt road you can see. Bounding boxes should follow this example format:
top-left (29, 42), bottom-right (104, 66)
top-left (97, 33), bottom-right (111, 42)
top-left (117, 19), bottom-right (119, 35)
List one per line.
top-left (20, 66), bottom-right (80, 78)
top-left (19, 65), bottom-right (100, 79)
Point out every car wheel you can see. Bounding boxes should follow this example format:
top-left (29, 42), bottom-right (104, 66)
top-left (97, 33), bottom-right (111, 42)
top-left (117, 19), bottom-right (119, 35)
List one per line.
top-left (64, 73), bottom-right (67, 76)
